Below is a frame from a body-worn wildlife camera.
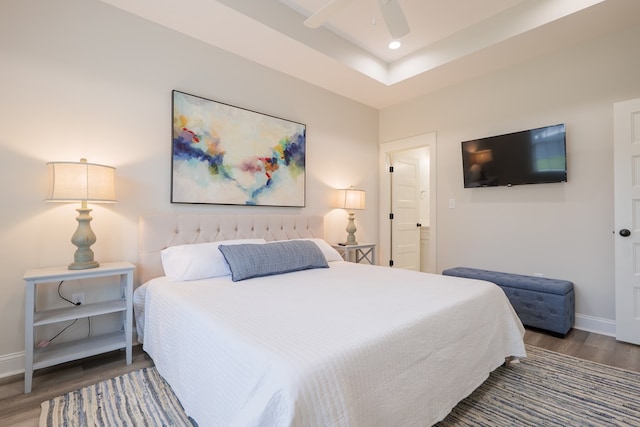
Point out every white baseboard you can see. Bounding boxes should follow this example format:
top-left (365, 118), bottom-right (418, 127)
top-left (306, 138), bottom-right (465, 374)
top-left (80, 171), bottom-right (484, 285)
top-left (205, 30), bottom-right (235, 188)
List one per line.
top-left (574, 313), bottom-right (616, 337)
top-left (0, 351), bottom-right (25, 380)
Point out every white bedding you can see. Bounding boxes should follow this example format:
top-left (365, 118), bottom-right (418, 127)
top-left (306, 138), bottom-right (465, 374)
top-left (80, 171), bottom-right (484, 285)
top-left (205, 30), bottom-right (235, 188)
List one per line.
top-left (137, 261), bottom-right (526, 427)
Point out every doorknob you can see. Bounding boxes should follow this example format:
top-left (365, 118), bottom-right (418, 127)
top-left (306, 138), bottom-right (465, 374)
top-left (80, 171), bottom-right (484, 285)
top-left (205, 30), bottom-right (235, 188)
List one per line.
top-left (416, 223), bottom-right (422, 227)
top-left (620, 229), bottom-right (631, 237)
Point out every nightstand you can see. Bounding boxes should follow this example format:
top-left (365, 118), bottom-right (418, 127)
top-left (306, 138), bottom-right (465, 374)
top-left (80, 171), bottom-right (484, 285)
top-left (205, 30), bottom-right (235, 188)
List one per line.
top-left (331, 243), bottom-right (376, 265)
top-left (22, 261), bottom-right (134, 393)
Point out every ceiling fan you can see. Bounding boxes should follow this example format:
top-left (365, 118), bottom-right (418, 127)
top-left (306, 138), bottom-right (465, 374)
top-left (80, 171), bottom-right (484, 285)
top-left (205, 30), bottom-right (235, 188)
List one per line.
top-left (304, 0), bottom-right (410, 39)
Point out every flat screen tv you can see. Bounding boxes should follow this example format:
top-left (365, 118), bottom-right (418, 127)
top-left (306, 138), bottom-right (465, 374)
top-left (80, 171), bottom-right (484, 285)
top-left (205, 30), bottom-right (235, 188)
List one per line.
top-left (461, 124), bottom-right (567, 188)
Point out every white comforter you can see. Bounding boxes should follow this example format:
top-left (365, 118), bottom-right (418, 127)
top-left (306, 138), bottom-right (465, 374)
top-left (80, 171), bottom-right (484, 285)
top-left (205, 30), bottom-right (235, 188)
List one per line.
top-left (138, 261), bottom-right (526, 427)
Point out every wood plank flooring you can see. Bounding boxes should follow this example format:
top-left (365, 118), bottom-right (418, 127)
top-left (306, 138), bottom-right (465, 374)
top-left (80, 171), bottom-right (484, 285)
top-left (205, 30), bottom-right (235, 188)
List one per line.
top-left (524, 327), bottom-right (640, 372)
top-left (1, 330), bottom-right (639, 426)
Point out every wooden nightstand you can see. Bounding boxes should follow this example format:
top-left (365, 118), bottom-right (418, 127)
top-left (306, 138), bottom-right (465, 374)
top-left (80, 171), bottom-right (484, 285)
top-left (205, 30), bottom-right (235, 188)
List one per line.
top-left (22, 262), bottom-right (134, 393)
top-left (331, 243), bottom-right (376, 265)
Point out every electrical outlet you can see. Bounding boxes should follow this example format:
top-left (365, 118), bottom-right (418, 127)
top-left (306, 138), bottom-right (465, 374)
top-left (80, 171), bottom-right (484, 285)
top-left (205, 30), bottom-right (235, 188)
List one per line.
top-left (71, 293), bottom-right (85, 305)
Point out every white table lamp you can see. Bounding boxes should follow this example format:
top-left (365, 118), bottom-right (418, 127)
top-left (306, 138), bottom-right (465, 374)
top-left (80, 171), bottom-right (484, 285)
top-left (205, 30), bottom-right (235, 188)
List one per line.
top-left (46, 158), bottom-right (116, 270)
top-left (336, 187), bottom-right (365, 245)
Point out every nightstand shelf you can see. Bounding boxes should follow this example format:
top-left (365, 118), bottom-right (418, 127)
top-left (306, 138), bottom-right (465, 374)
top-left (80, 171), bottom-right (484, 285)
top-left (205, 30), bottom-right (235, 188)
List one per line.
top-left (33, 300), bottom-right (126, 326)
top-left (331, 243), bottom-right (376, 265)
top-left (23, 261), bottom-right (134, 393)
top-left (33, 331), bottom-right (126, 370)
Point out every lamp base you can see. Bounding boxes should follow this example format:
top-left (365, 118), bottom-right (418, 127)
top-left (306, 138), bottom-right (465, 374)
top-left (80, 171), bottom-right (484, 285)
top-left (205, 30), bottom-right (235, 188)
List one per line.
top-left (68, 207), bottom-right (100, 270)
top-left (345, 211), bottom-right (358, 246)
top-left (69, 260), bottom-right (100, 270)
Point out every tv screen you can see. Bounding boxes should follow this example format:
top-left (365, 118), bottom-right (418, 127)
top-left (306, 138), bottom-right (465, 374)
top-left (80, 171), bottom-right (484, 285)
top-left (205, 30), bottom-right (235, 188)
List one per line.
top-left (461, 124), bottom-right (567, 188)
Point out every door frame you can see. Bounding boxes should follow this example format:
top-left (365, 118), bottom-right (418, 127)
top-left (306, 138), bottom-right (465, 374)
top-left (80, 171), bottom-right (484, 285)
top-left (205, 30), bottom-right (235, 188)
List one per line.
top-left (379, 132), bottom-right (437, 271)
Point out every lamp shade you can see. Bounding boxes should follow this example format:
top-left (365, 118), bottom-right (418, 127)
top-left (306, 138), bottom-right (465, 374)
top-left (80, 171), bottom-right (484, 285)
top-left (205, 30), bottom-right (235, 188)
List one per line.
top-left (336, 188), bottom-right (365, 210)
top-left (46, 159), bottom-right (116, 203)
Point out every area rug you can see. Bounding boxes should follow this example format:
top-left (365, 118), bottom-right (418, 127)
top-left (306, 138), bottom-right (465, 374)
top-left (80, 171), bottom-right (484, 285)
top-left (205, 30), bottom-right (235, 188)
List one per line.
top-left (436, 345), bottom-right (640, 426)
top-left (40, 367), bottom-right (195, 427)
top-left (41, 345), bottom-right (640, 426)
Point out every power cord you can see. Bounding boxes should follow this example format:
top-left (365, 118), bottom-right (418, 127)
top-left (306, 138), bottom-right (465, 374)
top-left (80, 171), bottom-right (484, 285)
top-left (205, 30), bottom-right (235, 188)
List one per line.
top-left (58, 280), bottom-right (81, 306)
top-left (38, 319), bottom-right (79, 348)
top-left (36, 281), bottom-right (91, 348)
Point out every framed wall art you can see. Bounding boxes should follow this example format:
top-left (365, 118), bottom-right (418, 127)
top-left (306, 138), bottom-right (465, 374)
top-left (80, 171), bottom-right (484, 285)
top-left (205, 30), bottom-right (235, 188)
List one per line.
top-left (171, 90), bottom-right (306, 207)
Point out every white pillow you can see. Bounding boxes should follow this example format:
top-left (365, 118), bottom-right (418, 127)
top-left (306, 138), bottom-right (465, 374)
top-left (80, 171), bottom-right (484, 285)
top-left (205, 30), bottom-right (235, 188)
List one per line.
top-left (160, 239), bottom-right (266, 281)
top-left (295, 238), bottom-right (344, 262)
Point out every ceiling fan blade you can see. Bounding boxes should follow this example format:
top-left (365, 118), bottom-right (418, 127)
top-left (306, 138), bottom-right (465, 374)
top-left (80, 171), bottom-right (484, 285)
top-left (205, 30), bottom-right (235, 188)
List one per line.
top-left (377, 0), bottom-right (410, 39)
top-left (304, 0), bottom-right (352, 29)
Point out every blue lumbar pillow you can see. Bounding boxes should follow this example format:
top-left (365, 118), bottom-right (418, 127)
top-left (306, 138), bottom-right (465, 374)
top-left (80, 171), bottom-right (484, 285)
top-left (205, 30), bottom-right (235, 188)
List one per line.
top-left (218, 240), bottom-right (329, 282)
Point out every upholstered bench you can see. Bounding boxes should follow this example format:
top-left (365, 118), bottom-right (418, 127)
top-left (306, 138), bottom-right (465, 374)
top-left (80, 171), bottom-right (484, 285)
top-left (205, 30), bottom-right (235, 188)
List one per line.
top-left (442, 267), bottom-right (574, 336)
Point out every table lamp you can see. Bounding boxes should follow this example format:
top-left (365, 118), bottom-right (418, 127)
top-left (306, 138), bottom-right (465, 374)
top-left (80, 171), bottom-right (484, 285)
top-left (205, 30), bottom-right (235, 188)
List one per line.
top-left (46, 158), bottom-right (116, 270)
top-left (336, 187), bottom-right (365, 245)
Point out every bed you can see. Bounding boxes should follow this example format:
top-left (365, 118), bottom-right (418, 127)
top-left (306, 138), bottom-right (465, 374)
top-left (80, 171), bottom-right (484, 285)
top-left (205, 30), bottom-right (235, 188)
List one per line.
top-left (135, 214), bottom-right (526, 426)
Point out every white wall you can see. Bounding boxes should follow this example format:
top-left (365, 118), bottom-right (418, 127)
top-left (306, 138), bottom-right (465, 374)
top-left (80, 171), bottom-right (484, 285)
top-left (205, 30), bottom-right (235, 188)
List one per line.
top-left (380, 23), bottom-right (640, 334)
top-left (0, 0), bottom-right (378, 376)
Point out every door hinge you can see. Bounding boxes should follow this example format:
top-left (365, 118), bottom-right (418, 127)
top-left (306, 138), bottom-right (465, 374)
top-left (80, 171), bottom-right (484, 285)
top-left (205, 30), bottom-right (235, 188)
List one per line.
top-left (389, 213), bottom-right (394, 220)
top-left (389, 166), bottom-right (394, 173)
top-left (389, 259), bottom-right (394, 267)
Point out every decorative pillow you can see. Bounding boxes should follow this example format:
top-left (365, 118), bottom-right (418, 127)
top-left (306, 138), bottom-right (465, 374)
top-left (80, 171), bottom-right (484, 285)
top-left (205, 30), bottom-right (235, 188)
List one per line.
top-left (295, 238), bottom-right (344, 262)
top-left (160, 239), bottom-right (266, 281)
top-left (218, 240), bottom-right (329, 282)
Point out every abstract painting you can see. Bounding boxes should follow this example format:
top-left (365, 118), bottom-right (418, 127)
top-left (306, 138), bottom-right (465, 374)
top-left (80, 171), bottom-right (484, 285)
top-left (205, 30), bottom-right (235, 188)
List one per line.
top-left (171, 90), bottom-right (306, 206)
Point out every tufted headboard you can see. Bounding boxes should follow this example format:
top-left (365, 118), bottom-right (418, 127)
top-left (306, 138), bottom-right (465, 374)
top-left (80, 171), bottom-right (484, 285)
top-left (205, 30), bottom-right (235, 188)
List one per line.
top-left (138, 214), bottom-right (324, 284)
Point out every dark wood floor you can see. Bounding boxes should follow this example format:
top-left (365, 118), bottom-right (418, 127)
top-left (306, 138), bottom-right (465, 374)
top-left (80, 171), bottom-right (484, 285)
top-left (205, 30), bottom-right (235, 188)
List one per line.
top-left (1, 329), bottom-right (639, 427)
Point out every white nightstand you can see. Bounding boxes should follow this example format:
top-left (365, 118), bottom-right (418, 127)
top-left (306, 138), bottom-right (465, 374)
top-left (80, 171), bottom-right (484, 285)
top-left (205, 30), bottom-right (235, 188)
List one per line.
top-left (22, 261), bottom-right (134, 393)
top-left (331, 243), bottom-right (376, 265)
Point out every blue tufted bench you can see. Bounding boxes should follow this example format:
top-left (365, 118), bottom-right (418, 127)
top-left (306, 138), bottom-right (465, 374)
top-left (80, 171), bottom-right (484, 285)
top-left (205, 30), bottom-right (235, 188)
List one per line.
top-left (442, 267), bottom-right (575, 336)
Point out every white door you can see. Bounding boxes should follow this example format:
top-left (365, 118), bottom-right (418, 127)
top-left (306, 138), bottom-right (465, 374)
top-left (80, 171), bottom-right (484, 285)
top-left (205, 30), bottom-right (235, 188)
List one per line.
top-left (390, 154), bottom-right (420, 270)
top-left (614, 97), bottom-right (640, 345)
top-left (379, 132), bottom-right (437, 272)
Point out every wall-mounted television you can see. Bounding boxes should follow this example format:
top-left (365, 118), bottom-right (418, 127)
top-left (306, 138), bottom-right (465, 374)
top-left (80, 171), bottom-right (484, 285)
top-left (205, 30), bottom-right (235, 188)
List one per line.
top-left (461, 124), bottom-right (567, 188)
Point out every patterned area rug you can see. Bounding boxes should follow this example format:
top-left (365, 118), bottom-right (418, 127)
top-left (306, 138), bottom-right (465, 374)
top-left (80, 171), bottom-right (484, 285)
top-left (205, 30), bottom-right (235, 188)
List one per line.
top-left (41, 345), bottom-right (640, 426)
top-left (437, 345), bottom-right (640, 426)
top-left (40, 367), bottom-right (195, 427)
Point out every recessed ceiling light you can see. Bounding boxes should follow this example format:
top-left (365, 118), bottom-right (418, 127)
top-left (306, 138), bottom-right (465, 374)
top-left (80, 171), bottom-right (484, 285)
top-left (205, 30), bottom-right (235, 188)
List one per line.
top-left (388, 41), bottom-right (401, 50)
